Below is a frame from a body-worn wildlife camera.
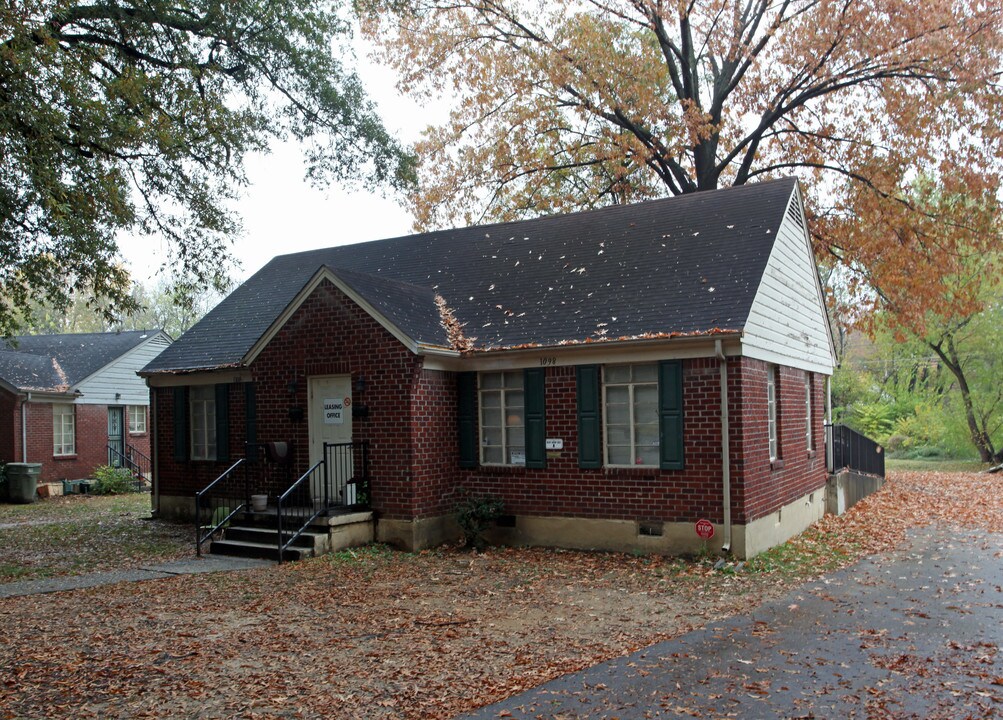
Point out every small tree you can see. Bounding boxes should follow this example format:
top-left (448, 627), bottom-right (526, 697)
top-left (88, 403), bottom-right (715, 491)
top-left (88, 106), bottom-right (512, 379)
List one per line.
top-left (455, 490), bottom-right (505, 550)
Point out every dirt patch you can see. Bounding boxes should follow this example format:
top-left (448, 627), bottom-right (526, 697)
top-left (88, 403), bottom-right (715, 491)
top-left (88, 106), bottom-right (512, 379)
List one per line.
top-left (0, 470), bottom-right (1000, 719)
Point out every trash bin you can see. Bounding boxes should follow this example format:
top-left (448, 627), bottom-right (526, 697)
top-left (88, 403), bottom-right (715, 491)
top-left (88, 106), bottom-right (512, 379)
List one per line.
top-left (5, 463), bottom-right (41, 503)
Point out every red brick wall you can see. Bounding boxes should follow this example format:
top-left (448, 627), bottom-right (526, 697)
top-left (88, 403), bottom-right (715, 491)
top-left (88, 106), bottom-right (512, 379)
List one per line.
top-left (19, 402), bottom-right (110, 482)
top-left (155, 280), bottom-right (423, 511)
top-left (152, 277), bottom-right (827, 528)
top-left (126, 407), bottom-right (152, 462)
top-left (736, 358), bottom-right (827, 523)
top-left (427, 360), bottom-right (731, 524)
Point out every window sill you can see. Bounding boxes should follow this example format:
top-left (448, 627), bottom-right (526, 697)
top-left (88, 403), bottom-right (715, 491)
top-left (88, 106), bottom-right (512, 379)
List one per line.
top-left (128, 431), bottom-right (147, 438)
top-left (770, 459), bottom-right (785, 471)
top-left (53, 454), bottom-right (77, 461)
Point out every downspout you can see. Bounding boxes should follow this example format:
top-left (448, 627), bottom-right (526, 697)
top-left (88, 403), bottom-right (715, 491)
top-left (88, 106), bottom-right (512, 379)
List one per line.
top-left (715, 340), bottom-right (732, 553)
top-left (825, 374), bottom-right (833, 472)
top-left (150, 385), bottom-right (159, 518)
top-left (21, 392), bottom-right (30, 462)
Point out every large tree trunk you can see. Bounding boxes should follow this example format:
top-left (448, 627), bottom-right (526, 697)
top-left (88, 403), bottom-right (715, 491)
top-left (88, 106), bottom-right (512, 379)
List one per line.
top-left (928, 337), bottom-right (996, 463)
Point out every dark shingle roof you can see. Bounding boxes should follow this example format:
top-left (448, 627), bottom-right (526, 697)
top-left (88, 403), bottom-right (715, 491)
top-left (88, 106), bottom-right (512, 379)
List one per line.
top-left (2, 330), bottom-right (159, 390)
top-left (145, 179), bottom-right (797, 373)
top-left (0, 350), bottom-right (67, 392)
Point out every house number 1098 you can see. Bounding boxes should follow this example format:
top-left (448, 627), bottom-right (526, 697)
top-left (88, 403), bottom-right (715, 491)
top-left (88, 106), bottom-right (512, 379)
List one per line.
top-left (539, 357), bottom-right (557, 366)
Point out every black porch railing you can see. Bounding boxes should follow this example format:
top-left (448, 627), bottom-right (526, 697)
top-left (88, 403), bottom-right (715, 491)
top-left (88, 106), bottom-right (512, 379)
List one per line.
top-left (107, 443), bottom-right (152, 491)
top-left (276, 441), bottom-right (369, 562)
top-left (826, 423), bottom-right (885, 478)
top-left (195, 459), bottom-right (249, 556)
top-left (193, 440), bottom-right (370, 560)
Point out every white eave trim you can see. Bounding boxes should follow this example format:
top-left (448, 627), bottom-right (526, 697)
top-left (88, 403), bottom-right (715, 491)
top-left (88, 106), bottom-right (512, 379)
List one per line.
top-left (422, 332), bottom-right (744, 372)
top-left (241, 267), bottom-right (424, 367)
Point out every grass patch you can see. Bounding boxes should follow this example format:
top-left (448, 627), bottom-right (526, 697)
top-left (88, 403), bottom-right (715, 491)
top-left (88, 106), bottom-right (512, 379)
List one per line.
top-left (886, 458), bottom-right (987, 473)
top-left (0, 494), bottom-right (192, 583)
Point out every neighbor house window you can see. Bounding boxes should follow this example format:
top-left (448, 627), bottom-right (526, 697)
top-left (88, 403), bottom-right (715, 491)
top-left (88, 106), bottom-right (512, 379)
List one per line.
top-left (604, 363), bottom-right (659, 467)
top-left (190, 386), bottom-right (217, 460)
top-left (768, 364), bottom-right (779, 461)
top-left (805, 373), bottom-right (813, 451)
top-left (128, 405), bottom-right (146, 434)
top-left (479, 371), bottom-right (525, 465)
top-left (53, 404), bottom-right (75, 456)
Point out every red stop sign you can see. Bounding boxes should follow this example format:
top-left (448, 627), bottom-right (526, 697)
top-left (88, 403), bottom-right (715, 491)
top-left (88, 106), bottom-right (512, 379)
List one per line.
top-left (695, 519), bottom-right (715, 540)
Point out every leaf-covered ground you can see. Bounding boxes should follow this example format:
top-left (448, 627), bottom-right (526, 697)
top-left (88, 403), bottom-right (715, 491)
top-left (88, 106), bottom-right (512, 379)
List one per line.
top-left (0, 470), bottom-right (999, 719)
top-left (0, 494), bottom-right (191, 582)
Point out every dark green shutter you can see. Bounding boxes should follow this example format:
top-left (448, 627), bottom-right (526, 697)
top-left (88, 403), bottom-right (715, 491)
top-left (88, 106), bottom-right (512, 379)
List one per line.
top-left (457, 372), bottom-right (478, 468)
top-left (576, 365), bottom-right (601, 469)
top-left (659, 360), bottom-right (684, 470)
top-left (172, 387), bottom-right (187, 462)
top-left (244, 383), bottom-right (257, 462)
top-left (524, 368), bottom-right (546, 469)
top-left (215, 384), bottom-right (230, 462)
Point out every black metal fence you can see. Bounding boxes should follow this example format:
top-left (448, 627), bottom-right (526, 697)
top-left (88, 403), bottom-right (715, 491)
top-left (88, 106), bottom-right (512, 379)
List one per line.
top-left (826, 424), bottom-right (885, 478)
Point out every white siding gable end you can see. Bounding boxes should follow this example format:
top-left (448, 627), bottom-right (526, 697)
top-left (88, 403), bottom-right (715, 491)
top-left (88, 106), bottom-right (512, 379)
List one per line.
top-left (741, 186), bottom-right (836, 375)
top-left (75, 332), bottom-right (173, 405)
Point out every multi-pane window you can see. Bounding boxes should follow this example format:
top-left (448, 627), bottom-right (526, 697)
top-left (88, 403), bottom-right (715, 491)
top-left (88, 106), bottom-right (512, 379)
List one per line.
top-left (190, 386), bottom-right (217, 460)
top-left (604, 364), bottom-right (659, 467)
top-left (128, 405), bottom-right (146, 434)
top-left (768, 365), bottom-right (779, 461)
top-left (805, 374), bottom-right (813, 451)
top-left (480, 371), bottom-right (525, 465)
top-left (53, 404), bottom-right (75, 456)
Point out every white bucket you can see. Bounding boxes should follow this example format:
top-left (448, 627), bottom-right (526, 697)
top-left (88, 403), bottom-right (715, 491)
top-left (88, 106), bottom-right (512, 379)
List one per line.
top-left (251, 494), bottom-right (268, 512)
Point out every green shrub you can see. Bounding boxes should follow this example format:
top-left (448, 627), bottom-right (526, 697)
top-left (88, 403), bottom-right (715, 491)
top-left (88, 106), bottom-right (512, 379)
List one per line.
top-left (91, 465), bottom-right (137, 495)
top-left (848, 402), bottom-right (900, 442)
top-left (455, 490), bottom-right (505, 550)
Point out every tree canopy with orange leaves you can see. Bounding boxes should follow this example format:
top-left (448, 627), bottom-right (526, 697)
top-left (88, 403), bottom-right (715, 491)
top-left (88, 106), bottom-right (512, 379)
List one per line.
top-left (364, 0), bottom-right (1003, 457)
top-left (362, 0), bottom-right (1003, 313)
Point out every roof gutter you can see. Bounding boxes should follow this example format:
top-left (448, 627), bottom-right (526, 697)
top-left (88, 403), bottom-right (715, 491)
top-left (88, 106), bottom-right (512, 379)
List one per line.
top-left (715, 339), bottom-right (732, 554)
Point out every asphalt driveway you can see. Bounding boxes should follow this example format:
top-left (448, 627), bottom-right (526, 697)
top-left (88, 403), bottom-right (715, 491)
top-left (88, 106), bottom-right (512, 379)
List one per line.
top-left (464, 524), bottom-right (1003, 719)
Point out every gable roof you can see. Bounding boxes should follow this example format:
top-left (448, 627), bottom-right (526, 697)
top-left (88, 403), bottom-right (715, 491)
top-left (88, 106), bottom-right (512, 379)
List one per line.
top-left (1, 330), bottom-right (163, 392)
top-left (145, 178), bottom-right (803, 374)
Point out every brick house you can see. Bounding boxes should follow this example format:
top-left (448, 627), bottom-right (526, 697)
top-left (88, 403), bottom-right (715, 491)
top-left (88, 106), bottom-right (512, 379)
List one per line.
top-left (142, 178), bottom-right (835, 558)
top-left (0, 330), bottom-right (172, 485)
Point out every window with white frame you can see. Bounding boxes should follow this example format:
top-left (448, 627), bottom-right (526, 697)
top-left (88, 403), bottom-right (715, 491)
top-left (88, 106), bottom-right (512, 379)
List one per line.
top-left (190, 386), bottom-right (217, 460)
top-left (479, 371), bottom-right (525, 465)
top-left (767, 365), bottom-right (779, 461)
top-left (53, 404), bottom-right (75, 456)
top-left (128, 405), bottom-right (146, 434)
top-left (805, 373), bottom-right (813, 451)
top-left (604, 363), bottom-right (659, 466)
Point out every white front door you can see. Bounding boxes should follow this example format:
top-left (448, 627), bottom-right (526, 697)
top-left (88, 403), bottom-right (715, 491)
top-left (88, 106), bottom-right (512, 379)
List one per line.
top-left (308, 375), bottom-right (353, 503)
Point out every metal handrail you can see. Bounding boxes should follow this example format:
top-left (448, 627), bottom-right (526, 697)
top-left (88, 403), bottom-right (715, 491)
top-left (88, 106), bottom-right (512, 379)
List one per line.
top-left (276, 460), bottom-right (327, 562)
top-left (107, 443), bottom-right (152, 489)
top-left (126, 443), bottom-right (152, 470)
top-left (195, 458), bottom-right (247, 556)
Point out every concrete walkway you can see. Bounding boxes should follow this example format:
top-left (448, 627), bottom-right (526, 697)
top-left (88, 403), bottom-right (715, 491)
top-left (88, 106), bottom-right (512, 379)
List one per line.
top-left (464, 525), bottom-right (1003, 719)
top-left (0, 555), bottom-right (273, 598)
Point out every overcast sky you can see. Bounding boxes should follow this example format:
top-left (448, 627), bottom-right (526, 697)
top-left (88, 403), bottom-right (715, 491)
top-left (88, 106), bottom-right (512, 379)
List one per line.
top-left (119, 48), bottom-right (434, 286)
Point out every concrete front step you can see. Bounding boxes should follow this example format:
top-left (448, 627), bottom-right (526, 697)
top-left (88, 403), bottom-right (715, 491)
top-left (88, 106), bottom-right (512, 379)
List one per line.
top-left (209, 537), bottom-right (313, 562)
top-left (208, 510), bottom-right (375, 562)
